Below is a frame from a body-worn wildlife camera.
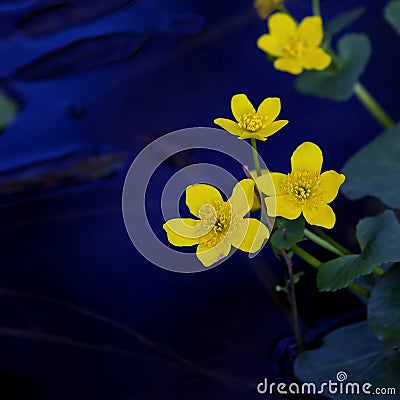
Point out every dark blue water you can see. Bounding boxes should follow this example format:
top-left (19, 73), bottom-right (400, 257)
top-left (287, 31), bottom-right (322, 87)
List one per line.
top-left (0, 0), bottom-right (396, 398)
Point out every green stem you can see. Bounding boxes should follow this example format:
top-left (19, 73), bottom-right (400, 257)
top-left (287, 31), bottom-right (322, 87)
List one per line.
top-left (304, 229), bottom-right (343, 257)
top-left (308, 227), bottom-right (386, 277)
top-left (290, 245), bottom-right (370, 298)
top-left (312, 0), bottom-right (321, 16)
top-left (311, 226), bottom-right (351, 255)
top-left (354, 83), bottom-right (395, 129)
top-left (250, 138), bottom-right (262, 177)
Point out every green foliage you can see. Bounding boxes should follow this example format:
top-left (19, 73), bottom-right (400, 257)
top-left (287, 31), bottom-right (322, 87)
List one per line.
top-left (342, 124), bottom-right (400, 209)
top-left (270, 216), bottom-right (305, 250)
top-left (295, 321), bottom-right (400, 399)
top-left (317, 211), bottom-right (400, 291)
top-left (368, 263), bottom-right (400, 348)
top-left (0, 92), bottom-right (17, 130)
top-left (385, 0), bottom-right (400, 35)
top-left (295, 34), bottom-right (371, 101)
top-left (324, 7), bottom-right (366, 43)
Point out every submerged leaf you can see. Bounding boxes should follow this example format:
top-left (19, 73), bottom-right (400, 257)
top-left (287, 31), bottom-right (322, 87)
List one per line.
top-left (19, 0), bottom-right (137, 37)
top-left (15, 33), bottom-right (150, 80)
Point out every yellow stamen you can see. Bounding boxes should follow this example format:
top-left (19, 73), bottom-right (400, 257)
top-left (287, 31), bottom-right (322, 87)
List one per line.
top-left (281, 37), bottom-right (306, 59)
top-left (198, 201), bottom-right (241, 248)
top-left (238, 113), bottom-right (264, 132)
top-left (282, 170), bottom-right (321, 204)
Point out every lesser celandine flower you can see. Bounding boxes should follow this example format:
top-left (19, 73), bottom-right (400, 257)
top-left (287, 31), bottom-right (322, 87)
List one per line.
top-left (254, 0), bottom-right (284, 20)
top-left (214, 94), bottom-right (288, 141)
top-left (163, 179), bottom-right (270, 267)
top-left (256, 142), bottom-right (345, 229)
top-left (257, 13), bottom-right (332, 75)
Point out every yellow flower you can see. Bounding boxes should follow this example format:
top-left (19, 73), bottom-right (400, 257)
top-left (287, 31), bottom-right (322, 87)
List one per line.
top-left (214, 94), bottom-right (288, 141)
top-left (256, 142), bottom-right (345, 229)
top-left (163, 179), bottom-right (270, 267)
top-left (254, 0), bottom-right (284, 20)
top-left (257, 13), bottom-right (332, 75)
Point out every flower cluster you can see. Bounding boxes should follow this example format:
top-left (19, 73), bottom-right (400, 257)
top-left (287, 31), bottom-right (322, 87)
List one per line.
top-left (163, 179), bottom-right (270, 266)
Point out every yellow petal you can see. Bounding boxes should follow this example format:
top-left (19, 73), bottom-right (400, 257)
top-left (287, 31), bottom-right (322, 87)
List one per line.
top-left (291, 142), bottom-right (323, 174)
top-left (256, 172), bottom-right (286, 196)
top-left (265, 195), bottom-right (302, 220)
top-left (214, 118), bottom-right (244, 136)
top-left (274, 57), bottom-right (303, 75)
top-left (231, 94), bottom-right (255, 121)
top-left (257, 34), bottom-right (284, 57)
top-left (257, 97), bottom-right (281, 122)
top-left (301, 48), bottom-right (332, 71)
top-left (255, 119), bottom-right (288, 140)
top-left (231, 218), bottom-right (270, 253)
top-left (196, 240), bottom-right (231, 267)
top-left (298, 16), bottom-right (324, 47)
top-left (303, 202), bottom-right (336, 229)
top-left (268, 12), bottom-right (297, 41)
top-left (163, 218), bottom-right (201, 246)
top-left (186, 184), bottom-right (223, 216)
top-left (228, 179), bottom-right (254, 217)
top-left (320, 170), bottom-right (346, 203)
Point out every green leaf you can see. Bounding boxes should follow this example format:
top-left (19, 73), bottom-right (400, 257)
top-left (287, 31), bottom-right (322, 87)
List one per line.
top-left (324, 7), bottom-right (365, 42)
top-left (295, 34), bottom-right (371, 101)
top-left (368, 263), bottom-right (400, 348)
top-left (342, 124), bottom-right (400, 209)
top-left (270, 216), bottom-right (305, 250)
top-left (0, 91), bottom-right (17, 130)
top-left (295, 321), bottom-right (400, 399)
top-left (385, 0), bottom-right (400, 35)
top-left (318, 211), bottom-right (400, 291)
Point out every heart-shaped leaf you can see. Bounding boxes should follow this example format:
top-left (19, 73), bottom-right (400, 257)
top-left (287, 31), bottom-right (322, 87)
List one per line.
top-left (295, 321), bottom-right (400, 399)
top-left (296, 34), bottom-right (371, 101)
top-left (368, 263), bottom-right (400, 348)
top-left (342, 124), bottom-right (400, 209)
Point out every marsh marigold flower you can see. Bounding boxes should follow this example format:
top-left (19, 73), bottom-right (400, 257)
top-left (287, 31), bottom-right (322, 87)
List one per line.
top-left (257, 13), bottom-right (332, 75)
top-left (256, 142), bottom-right (345, 229)
top-left (214, 94), bottom-right (288, 141)
top-left (163, 179), bottom-right (270, 267)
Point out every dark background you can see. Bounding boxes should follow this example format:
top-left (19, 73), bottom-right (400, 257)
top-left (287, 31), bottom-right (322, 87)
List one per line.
top-left (0, 0), bottom-right (397, 399)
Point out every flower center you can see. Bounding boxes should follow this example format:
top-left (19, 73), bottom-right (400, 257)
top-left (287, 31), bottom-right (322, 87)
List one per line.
top-left (238, 113), bottom-right (264, 132)
top-left (282, 170), bottom-right (321, 204)
top-left (198, 201), bottom-right (240, 248)
top-left (281, 37), bottom-right (306, 59)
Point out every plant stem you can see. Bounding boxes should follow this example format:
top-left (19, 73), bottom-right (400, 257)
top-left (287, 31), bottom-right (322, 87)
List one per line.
top-left (304, 229), bottom-right (343, 256)
top-left (281, 250), bottom-right (304, 351)
top-left (311, 226), bottom-right (351, 255)
top-left (308, 227), bottom-right (386, 277)
top-left (250, 138), bottom-right (262, 177)
top-left (312, 0), bottom-right (321, 16)
top-left (354, 83), bottom-right (395, 129)
top-left (290, 245), bottom-right (370, 297)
